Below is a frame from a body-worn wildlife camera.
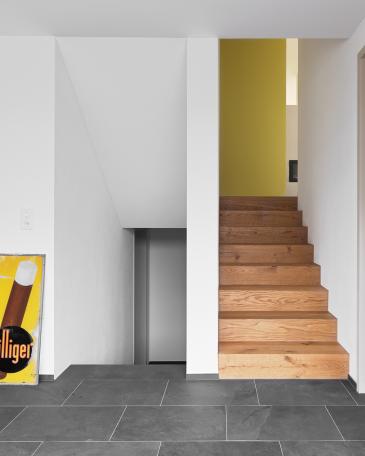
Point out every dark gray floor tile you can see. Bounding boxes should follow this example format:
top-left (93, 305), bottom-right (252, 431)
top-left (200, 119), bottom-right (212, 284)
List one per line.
top-left (0, 376), bottom-right (83, 406)
top-left (65, 379), bottom-right (167, 405)
top-left (159, 441), bottom-right (282, 456)
top-left (342, 380), bottom-right (365, 405)
top-left (282, 441), bottom-right (365, 456)
top-left (256, 380), bottom-right (355, 405)
top-left (0, 442), bottom-right (40, 456)
top-left (0, 408), bottom-right (24, 432)
top-left (163, 380), bottom-right (257, 405)
top-left (0, 406), bottom-right (124, 441)
top-left (227, 406), bottom-right (341, 441)
top-left (112, 406), bottom-right (225, 441)
top-left (327, 406), bottom-right (365, 440)
top-left (36, 442), bottom-right (160, 456)
top-left (61, 364), bottom-right (186, 380)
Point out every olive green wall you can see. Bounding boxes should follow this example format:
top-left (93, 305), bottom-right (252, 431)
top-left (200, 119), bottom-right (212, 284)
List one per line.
top-left (220, 39), bottom-right (286, 196)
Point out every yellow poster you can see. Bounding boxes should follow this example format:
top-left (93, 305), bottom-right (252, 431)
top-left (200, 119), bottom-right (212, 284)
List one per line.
top-left (0, 255), bottom-right (44, 385)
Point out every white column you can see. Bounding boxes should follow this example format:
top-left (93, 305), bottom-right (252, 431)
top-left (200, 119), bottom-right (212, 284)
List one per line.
top-left (186, 38), bottom-right (219, 376)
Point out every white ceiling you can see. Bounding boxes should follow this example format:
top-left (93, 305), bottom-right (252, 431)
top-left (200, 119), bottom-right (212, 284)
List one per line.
top-left (1, 0), bottom-right (365, 38)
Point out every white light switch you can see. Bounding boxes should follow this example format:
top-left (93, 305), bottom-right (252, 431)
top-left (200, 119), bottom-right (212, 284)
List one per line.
top-left (20, 208), bottom-right (33, 231)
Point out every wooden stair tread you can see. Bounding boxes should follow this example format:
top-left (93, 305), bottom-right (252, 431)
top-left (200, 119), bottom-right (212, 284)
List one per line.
top-left (220, 226), bottom-right (308, 245)
top-left (220, 210), bottom-right (301, 214)
top-left (220, 196), bottom-right (298, 211)
top-left (220, 210), bottom-right (300, 214)
top-left (221, 262), bottom-right (319, 267)
top-left (219, 285), bottom-right (327, 291)
top-left (220, 210), bottom-right (302, 227)
top-left (220, 226), bottom-right (306, 231)
top-left (219, 341), bottom-right (349, 379)
top-left (220, 244), bottom-right (314, 264)
top-left (219, 285), bottom-right (328, 312)
top-left (219, 312), bottom-right (337, 342)
top-left (220, 243), bottom-right (313, 247)
top-left (220, 264), bottom-right (321, 286)
top-left (219, 311), bottom-right (335, 320)
top-left (219, 341), bottom-right (348, 355)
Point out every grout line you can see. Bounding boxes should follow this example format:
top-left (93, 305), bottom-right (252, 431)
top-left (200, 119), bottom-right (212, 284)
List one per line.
top-left (279, 441), bottom-right (284, 456)
top-left (253, 380), bottom-right (260, 405)
top-left (325, 406), bottom-right (345, 441)
top-left (108, 406), bottom-right (127, 441)
top-left (60, 380), bottom-right (84, 406)
top-left (0, 439), bottom-right (362, 443)
top-left (30, 441), bottom-right (44, 456)
top-left (156, 441), bottom-right (162, 456)
top-left (0, 407), bottom-right (27, 434)
top-left (160, 380), bottom-right (169, 406)
top-left (225, 405), bottom-right (228, 440)
top-left (0, 404), bottom-right (359, 408)
top-left (341, 380), bottom-right (359, 406)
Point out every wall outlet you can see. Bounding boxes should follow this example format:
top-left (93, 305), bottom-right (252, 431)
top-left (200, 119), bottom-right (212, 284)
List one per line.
top-left (20, 208), bottom-right (33, 231)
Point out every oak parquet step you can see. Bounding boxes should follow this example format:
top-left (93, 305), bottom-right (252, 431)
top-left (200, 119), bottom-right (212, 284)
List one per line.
top-left (220, 244), bottom-right (314, 264)
top-left (219, 341), bottom-right (349, 379)
top-left (220, 226), bottom-right (308, 244)
top-left (220, 264), bottom-right (321, 286)
top-left (220, 210), bottom-right (302, 227)
top-left (219, 311), bottom-right (337, 343)
top-left (220, 196), bottom-right (298, 211)
top-left (219, 285), bottom-right (328, 312)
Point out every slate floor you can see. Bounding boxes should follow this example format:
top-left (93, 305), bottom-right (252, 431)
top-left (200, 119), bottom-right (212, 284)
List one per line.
top-left (0, 365), bottom-right (365, 455)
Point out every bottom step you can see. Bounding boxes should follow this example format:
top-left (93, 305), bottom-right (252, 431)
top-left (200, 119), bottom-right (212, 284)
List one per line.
top-left (219, 342), bottom-right (349, 379)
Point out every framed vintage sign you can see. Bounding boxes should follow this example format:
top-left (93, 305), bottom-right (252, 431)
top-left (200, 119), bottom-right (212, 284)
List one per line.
top-left (0, 255), bottom-right (44, 385)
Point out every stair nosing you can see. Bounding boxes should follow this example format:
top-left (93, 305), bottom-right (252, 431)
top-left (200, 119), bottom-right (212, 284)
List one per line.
top-left (219, 311), bottom-right (336, 319)
top-left (220, 262), bottom-right (320, 267)
top-left (219, 284), bottom-right (328, 290)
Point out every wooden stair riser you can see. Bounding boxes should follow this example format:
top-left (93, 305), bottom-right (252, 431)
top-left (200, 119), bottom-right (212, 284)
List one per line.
top-left (219, 315), bottom-right (337, 343)
top-left (219, 353), bottom-right (349, 379)
top-left (219, 287), bottom-right (328, 312)
top-left (220, 210), bottom-right (302, 227)
top-left (220, 196), bottom-right (298, 211)
top-left (220, 264), bottom-right (321, 286)
top-left (220, 244), bottom-right (314, 264)
top-left (220, 226), bottom-right (308, 244)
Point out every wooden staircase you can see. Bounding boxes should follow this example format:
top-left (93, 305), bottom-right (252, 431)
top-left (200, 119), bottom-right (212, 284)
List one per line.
top-left (218, 196), bottom-right (349, 379)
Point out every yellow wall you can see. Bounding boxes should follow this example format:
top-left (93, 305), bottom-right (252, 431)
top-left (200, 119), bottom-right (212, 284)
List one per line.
top-left (220, 39), bottom-right (286, 196)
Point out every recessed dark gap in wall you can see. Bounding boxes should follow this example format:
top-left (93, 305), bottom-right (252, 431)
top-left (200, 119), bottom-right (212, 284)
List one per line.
top-left (134, 229), bottom-right (187, 366)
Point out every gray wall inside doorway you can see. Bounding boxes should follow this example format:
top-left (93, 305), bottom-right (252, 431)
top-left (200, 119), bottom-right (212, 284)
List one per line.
top-left (134, 229), bottom-right (186, 364)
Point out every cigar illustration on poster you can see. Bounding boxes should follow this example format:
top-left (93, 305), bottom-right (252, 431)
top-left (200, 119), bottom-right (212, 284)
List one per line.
top-left (0, 255), bottom-right (44, 385)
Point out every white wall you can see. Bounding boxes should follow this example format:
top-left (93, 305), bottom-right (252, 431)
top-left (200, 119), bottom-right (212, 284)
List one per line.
top-left (148, 229), bottom-right (186, 362)
top-left (54, 45), bottom-right (134, 377)
top-left (286, 106), bottom-right (298, 196)
top-left (57, 38), bottom-right (187, 229)
top-left (186, 38), bottom-right (219, 376)
top-left (0, 37), bottom-right (186, 377)
top-left (285, 39), bottom-right (298, 197)
top-left (0, 37), bottom-right (55, 375)
top-left (286, 38), bottom-right (298, 106)
top-left (298, 27), bottom-right (365, 385)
